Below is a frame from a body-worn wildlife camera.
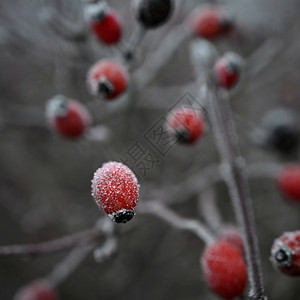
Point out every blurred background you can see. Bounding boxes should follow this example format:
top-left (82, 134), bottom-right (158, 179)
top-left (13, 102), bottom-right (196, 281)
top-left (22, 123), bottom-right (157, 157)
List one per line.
top-left (0, 0), bottom-right (300, 299)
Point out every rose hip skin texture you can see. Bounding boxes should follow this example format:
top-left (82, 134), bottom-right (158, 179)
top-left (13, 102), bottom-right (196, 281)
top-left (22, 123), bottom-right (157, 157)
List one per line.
top-left (91, 162), bottom-right (139, 223)
top-left (190, 6), bottom-right (232, 39)
top-left (91, 9), bottom-right (122, 44)
top-left (271, 231), bottom-right (300, 276)
top-left (87, 60), bottom-right (128, 100)
top-left (201, 241), bottom-right (247, 299)
top-left (13, 281), bottom-right (58, 300)
top-left (277, 165), bottom-right (300, 202)
top-left (166, 107), bottom-right (205, 144)
top-left (219, 226), bottom-right (244, 254)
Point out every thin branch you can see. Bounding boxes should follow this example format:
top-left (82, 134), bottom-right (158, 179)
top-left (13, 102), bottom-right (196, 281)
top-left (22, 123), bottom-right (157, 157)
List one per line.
top-left (123, 25), bottom-right (147, 63)
top-left (47, 242), bottom-right (96, 286)
top-left (0, 219), bottom-right (104, 256)
top-left (134, 24), bottom-right (191, 90)
top-left (191, 40), bottom-right (267, 300)
top-left (198, 188), bottom-right (222, 233)
top-left (137, 201), bottom-right (215, 245)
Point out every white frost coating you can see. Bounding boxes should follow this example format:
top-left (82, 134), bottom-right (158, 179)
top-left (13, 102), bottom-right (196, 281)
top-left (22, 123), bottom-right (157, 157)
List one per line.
top-left (91, 161), bottom-right (140, 214)
top-left (45, 95), bottom-right (69, 119)
top-left (271, 231), bottom-right (300, 268)
top-left (84, 1), bottom-right (109, 22)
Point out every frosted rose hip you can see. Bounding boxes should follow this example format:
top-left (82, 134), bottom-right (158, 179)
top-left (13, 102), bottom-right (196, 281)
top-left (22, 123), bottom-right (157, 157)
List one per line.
top-left (87, 60), bottom-right (128, 100)
top-left (271, 230), bottom-right (300, 276)
top-left (166, 107), bottom-right (205, 144)
top-left (201, 241), bottom-right (247, 299)
top-left (91, 162), bottom-right (139, 223)
top-left (46, 95), bottom-right (91, 139)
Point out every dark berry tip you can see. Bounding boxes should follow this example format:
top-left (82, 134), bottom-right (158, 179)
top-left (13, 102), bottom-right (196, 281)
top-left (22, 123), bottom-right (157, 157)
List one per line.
top-left (274, 247), bottom-right (293, 267)
top-left (174, 128), bottom-right (190, 144)
top-left (109, 209), bottom-right (135, 224)
top-left (98, 78), bottom-right (114, 97)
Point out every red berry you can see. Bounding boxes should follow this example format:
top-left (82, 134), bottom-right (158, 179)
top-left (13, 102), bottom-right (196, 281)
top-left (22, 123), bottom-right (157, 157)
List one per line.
top-left (85, 2), bottom-right (122, 45)
top-left (277, 165), bottom-right (300, 202)
top-left (166, 107), bottom-right (205, 144)
top-left (214, 52), bottom-right (243, 89)
top-left (87, 60), bottom-right (128, 100)
top-left (190, 6), bottom-right (233, 40)
top-left (13, 281), bottom-right (58, 300)
top-left (201, 241), bottom-right (247, 299)
top-left (271, 231), bottom-right (300, 276)
top-left (91, 162), bottom-right (139, 223)
top-left (219, 226), bottom-right (244, 254)
top-left (46, 95), bottom-right (91, 139)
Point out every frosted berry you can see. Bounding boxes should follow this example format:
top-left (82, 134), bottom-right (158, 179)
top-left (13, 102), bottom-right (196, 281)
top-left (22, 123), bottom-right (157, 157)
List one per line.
top-left (190, 6), bottom-right (233, 40)
top-left (85, 2), bottom-right (122, 45)
top-left (214, 52), bottom-right (243, 89)
top-left (219, 226), bottom-right (244, 254)
top-left (91, 162), bottom-right (139, 223)
top-left (201, 241), bottom-right (247, 299)
top-left (13, 281), bottom-right (58, 300)
top-left (277, 165), bottom-right (300, 202)
top-left (134, 0), bottom-right (173, 28)
top-left (46, 95), bottom-right (91, 139)
top-left (87, 60), bottom-right (128, 100)
top-left (166, 107), bottom-right (205, 144)
top-left (271, 231), bottom-right (300, 276)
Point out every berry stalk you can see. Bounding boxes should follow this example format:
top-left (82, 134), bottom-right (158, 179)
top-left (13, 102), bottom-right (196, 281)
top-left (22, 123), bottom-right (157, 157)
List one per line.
top-left (191, 41), bottom-right (267, 300)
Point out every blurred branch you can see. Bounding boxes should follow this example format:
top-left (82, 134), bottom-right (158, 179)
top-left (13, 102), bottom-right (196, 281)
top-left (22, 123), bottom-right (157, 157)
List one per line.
top-left (47, 219), bottom-right (116, 286)
top-left (138, 201), bottom-right (215, 245)
top-left (198, 188), bottom-right (222, 233)
top-left (0, 218), bottom-right (105, 256)
top-left (38, 2), bottom-right (87, 42)
top-left (246, 37), bottom-right (284, 77)
top-left (134, 23), bottom-right (191, 90)
top-left (47, 242), bottom-right (96, 286)
top-left (191, 40), bottom-right (267, 300)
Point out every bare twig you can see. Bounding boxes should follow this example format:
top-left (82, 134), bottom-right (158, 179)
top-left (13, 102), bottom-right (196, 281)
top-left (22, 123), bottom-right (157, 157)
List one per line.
top-left (134, 24), bottom-right (191, 90)
top-left (46, 219), bottom-right (116, 286)
top-left (123, 25), bottom-right (147, 63)
top-left (138, 201), bottom-right (215, 245)
top-left (0, 219), bottom-right (104, 256)
top-left (198, 188), bottom-right (222, 233)
top-left (47, 242), bottom-right (96, 286)
top-left (191, 40), bottom-right (267, 300)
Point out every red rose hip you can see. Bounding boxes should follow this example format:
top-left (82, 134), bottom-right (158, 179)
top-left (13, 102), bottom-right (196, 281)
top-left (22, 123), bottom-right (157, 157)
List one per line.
top-left (214, 52), bottom-right (243, 89)
top-left (13, 281), bottom-right (58, 300)
top-left (46, 95), bottom-right (91, 139)
top-left (277, 165), bottom-right (300, 202)
top-left (189, 6), bottom-right (233, 40)
top-left (219, 226), bottom-right (244, 254)
top-left (271, 231), bottom-right (300, 276)
top-left (201, 241), bottom-right (247, 299)
top-left (87, 60), bottom-right (128, 100)
top-left (166, 107), bottom-right (205, 144)
top-left (91, 162), bottom-right (139, 223)
top-left (85, 2), bottom-right (122, 45)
